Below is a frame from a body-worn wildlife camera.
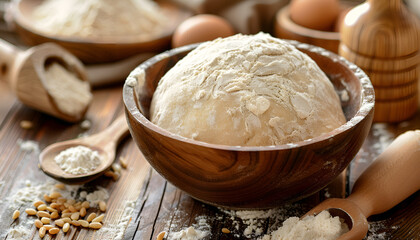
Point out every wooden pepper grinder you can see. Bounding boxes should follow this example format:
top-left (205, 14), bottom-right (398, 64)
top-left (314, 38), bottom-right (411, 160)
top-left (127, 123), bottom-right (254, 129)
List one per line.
top-left (339, 0), bottom-right (420, 122)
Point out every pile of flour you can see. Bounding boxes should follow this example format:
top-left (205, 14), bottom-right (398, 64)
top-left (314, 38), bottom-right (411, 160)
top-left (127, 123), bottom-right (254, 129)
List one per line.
top-left (32, 0), bottom-right (168, 39)
top-left (262, 210), bottom-right (349, 240)
top-left (55, 145), bottom-right (101, 174)
top-left (150, 33), bottom-right (346, 146)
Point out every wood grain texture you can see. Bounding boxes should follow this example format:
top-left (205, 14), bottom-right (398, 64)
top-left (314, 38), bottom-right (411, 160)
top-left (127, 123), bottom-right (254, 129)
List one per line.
top-left (11, 0), bottom-right (192, 64)
top-left (123, 42), bottom-right (375, 209)
top-left (339, 0), bottom-right (420, 122)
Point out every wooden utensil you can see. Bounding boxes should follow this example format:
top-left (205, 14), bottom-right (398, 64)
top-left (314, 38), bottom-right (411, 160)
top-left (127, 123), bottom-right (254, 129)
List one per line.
top-left (339, 0), bottom-right (420, 122)
top-left (39, 114), bottom-right (129, 184)
top-left (11, 0), bottom-right (191, 64)
top-left (304, 130), bottom-right (420, 240)
top-left (0, 38), bottom-right (90, 122)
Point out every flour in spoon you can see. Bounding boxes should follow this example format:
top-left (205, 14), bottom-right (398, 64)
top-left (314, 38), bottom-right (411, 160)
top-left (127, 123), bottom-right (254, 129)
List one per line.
top-left (55, 145), bottom-right (101, 174)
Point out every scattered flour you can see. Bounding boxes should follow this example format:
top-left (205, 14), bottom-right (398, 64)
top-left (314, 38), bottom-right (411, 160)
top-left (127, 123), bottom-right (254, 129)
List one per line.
top-left (55, 145), bottom-right (102, 175)
top-left (80, 186), bottom-right (110, 207)
top-left (4, 180), bottom-right (109, 239)
top-left (7, 225), bottom-right (33, 240)
top-left (44, 62), bottom-right (92, 118)
top-left (163, 202), bottom-right (395, 240)
top-left (222, 208), bottom-right (278, 237)
top-left (17, 139), bottom-right (39, 153)
top-left (165, 214), bottom-right (211, 240)
top-left (262, 210), bottom-right (349, 240)
top-left (371, 124), bottom-right (394, 154)
top-left (0, 180), bottom-right (3, 205)
top-left (168, 226), bottom-right (209, 240)
top-left (32, 0), bottom-right (168, 40)
top-left (98, 200), bottom-right (136, 240)
top-left (220, 204), bottom-right (306, 238)
top-left (365, 220), bottom-right (393, 240)
top-left (9, 180), bottom-right (78, 210)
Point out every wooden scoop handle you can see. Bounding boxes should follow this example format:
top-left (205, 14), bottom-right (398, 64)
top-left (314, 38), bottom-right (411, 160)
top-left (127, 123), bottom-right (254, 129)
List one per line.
top-left (347, 130), bottom-right (420, 217)
top-left (0, 39), bottom-right (21, 84)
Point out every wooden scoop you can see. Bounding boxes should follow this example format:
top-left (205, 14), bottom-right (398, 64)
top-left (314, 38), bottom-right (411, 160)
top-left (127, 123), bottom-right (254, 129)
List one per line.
top-left (0, 38), bottom-right (90, 122)
top-left (304, 130), bottom-right (420, 240)
top-left (39, 114), bottom-right (129, 184)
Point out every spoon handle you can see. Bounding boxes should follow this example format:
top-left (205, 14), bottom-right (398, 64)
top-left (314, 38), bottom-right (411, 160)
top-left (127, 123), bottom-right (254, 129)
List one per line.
top-left (82, 114), bottom-right (129, 151)
top-left (101, 114), bottom-right (130, 143)
top-left (347, 130), bottom-right (420, 217)
top-left (0, 39), bottom-right (21, 84)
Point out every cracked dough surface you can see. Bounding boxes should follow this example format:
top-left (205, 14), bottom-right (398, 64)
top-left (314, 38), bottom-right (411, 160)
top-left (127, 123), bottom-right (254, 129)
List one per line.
top-left (150, 33), bottom-right (346, 146)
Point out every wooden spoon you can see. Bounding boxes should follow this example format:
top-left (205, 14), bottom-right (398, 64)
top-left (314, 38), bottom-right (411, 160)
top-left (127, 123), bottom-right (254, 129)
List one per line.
top-left (39, 115), bottom-right (129, 184)
top-left (0, 38), bottom-right (90, 122)
top-left (304, 130), bottom-right (420, 240)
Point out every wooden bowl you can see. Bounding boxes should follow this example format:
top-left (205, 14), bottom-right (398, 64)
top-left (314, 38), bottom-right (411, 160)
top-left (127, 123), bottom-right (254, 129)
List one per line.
top-left (122, 41), bottom-right (375, 209)
top-left (11, 0), bottom-right (191, 64)
top-left (275, 5), bottom-right (341, 53)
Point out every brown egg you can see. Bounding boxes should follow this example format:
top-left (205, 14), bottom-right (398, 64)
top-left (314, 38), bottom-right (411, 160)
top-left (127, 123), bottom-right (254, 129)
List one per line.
top-left (289, 0), bottom-right (340, 31)
top-left (172, 14), bottom-right (235, 48)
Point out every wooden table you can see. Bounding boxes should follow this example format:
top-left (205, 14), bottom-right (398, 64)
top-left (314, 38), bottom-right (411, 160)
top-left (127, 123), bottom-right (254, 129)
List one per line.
top-left (0, 34), bottom-right (419, 240)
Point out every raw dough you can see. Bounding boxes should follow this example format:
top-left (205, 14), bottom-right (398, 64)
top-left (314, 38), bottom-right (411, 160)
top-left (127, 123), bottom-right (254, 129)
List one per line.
top-left (150, 33), bottom-right (346, 146)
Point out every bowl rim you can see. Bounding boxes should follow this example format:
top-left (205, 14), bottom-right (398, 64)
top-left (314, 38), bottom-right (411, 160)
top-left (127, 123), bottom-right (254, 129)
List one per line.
top-left (11, 0), bottom-right (191, 45)
top-left (123, 41), bottom-right (375, 151)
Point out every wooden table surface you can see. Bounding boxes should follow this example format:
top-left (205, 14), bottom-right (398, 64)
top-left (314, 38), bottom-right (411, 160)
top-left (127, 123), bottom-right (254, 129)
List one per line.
top-left (0, 31), bottom-right (419, 240)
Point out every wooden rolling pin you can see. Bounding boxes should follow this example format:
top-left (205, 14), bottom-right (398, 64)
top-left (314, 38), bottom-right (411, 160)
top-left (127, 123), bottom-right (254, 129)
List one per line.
top-left (339, 0), bottom-right (420, 122)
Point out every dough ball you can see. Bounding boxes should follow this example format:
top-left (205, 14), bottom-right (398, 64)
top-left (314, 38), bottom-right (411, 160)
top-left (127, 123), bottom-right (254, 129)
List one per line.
top-left (150, 33), bottom-right (346, 146)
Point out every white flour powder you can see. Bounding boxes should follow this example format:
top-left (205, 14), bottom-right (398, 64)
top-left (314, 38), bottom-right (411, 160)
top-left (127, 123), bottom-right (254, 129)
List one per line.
top-left (222, 208), bottom-right (279, 238)
top-left (150, 33), bottom-right (346, 146)
top-left (169, 226), bottom-right (208, 240)
top-left (167, 215), bottom-right (210, 240)
top-left (263, 210), bottom-right (349, 240)
top-left (80, 186), bottom-right (109, 206)
top-left (8, 180), bottom-right (79, 210)
top-left (98, 200), bottom-right (136, 239)
top-left (32, 0), bottom-right (167, 40)
top-left (44, 63), bottom-right (92, 118)
top-left (7, 225), bottom-right (33, 240)
top-left (17, 139), bottom-right (39, 153)
top-left (55, 145), bottom-right (101, 175)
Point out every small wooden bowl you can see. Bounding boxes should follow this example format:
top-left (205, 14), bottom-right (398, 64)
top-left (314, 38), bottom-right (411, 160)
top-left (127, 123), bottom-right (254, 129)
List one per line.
top-left (275, 6), bottom-right (341, 53)
top-left (11, 0), bottom-right (191, 64)
top-left (123, 42), bottom-right (375, 209)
